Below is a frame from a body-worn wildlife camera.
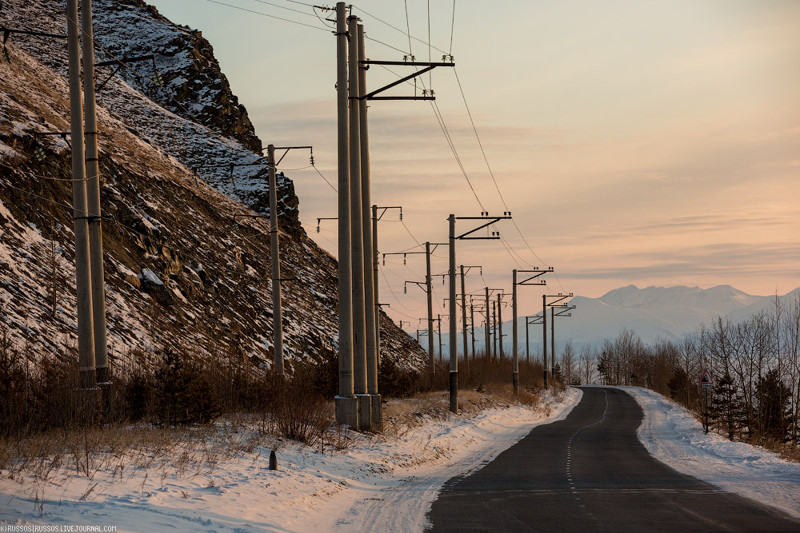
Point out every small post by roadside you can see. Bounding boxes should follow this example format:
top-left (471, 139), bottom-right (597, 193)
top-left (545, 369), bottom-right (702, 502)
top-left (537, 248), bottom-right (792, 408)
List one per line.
top-left (700, 369), bottom-right (713, 434)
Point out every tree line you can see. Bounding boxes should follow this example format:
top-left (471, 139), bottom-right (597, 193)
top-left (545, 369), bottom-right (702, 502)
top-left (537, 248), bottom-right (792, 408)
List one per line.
top-left (558, 294), bottom-right (800, 446)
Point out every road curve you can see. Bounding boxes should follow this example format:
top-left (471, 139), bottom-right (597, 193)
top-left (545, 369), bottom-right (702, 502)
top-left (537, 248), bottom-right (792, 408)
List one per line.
top-left (426, 386), bottom-right (800, 532)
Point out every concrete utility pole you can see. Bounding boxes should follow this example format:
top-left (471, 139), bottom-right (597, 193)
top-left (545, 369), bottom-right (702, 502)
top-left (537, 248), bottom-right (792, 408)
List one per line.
top-left (80, 0), bottom-right (108, 397)
top-left (552, 304), bottom-right (576, 382)
top-left (437, 314), bottom-right (444, 363)
top-left (426, 241), bottom-right (435, 374)
top-left (526, 314), bottom-right (544, 365)
top-left (492, 300), bottom-right (498, 360)
top-left (497, 293), bottom-right (503, 360)
top-left (448, 214), bottom-right (458, 412)
top-left (551, 306), bottom-right (556, 379)
top-left (267, 144), bottom-right (284, 375)
top-left (347, 14), bottom-right (370, 430)
top-left (511, 268), bottom-right (550, 393)
top-left (525, 314), bottom-right (530, 362)
top-left (485, 287), bottom-right (491, 358)
top-left (371, 206), bottom-right (401, 372)
top-left (371, 205), bottom-right (380, 370)
top-left (543, 294), bottom-right (548, 389)
top-left (469, 301), bottom-right (476, 360)
top-left (543, 292), bottom-right (572, 388)
top-left (335, 1), bottom-right (356, 428)
top-left (371, 205), bottom-right (380, 369)
top-left (357, 24), bottom-right (379, 428)
top-left (448, 214), bottom-right (510, 412)
top-left (67, 0), bottom-right (96, 395)
top-left (459, 265), bottom-right (468, 375)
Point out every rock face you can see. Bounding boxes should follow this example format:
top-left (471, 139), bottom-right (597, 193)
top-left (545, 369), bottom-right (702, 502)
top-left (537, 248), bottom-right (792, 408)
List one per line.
top-left (0, 1), bottom-right (426, 375)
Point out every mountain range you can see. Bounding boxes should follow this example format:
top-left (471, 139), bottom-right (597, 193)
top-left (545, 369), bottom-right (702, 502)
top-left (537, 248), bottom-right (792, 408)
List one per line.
top-left (446, 285), bottom-right (800, 355)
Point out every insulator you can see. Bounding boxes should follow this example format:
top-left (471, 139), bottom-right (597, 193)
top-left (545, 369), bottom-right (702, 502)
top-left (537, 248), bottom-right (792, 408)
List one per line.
top-left (399, 212), bottom-right (403, 221)
top-left (404, 285), bottom-right (407, 294)
top-left (403, 254), bottom-right (407, 265)
top-left (316, 225), bottom-right (320, 233)
top-left (309, 154), bottom-right (315, 165)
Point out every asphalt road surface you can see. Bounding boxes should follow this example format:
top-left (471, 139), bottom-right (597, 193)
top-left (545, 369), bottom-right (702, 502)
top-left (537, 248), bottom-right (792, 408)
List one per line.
top-left (426, 387), bottom-right (800, 532)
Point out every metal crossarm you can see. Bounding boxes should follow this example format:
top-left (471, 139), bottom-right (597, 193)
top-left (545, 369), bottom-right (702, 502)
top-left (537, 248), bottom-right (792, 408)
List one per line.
top-left (455, 215), bottom-right (511, 239)
top-left (358, 61), bottom-right (454, 101)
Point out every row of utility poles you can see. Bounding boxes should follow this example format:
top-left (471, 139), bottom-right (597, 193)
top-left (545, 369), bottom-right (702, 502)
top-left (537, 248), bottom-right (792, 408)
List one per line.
top-left (63, 1), bottom-right (574, 428)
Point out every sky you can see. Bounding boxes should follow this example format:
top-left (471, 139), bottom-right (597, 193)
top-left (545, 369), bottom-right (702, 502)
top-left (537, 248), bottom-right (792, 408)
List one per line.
top-left (146, 0), bottom-right (799, 326)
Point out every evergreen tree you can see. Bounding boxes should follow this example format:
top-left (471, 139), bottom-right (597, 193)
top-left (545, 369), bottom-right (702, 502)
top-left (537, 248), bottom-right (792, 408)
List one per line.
top-left (710, 373), bottom-right (744, 440)
top-left (755, 369), bottom-right (792, 441)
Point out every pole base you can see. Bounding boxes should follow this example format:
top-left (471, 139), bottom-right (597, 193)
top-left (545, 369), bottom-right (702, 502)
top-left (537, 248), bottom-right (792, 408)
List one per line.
top-left (449, 371), bottom-right (458, 414)
top-left (370, 394), bottom-right (382, 430)
top-left (96, 366), bottom-right (111, 418)
top-left (335, 395), bottom-right (359, 428)
top-left (513, 371), bottom-right (519, 394)
top-left (543, 370), bottom-right (548, 389)
top-left (356, 394), bottom-right (372, 431)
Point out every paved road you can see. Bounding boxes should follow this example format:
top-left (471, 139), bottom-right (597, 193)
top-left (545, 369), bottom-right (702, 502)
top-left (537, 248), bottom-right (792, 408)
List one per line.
top-left (426, 387), bottom-right (800, 532)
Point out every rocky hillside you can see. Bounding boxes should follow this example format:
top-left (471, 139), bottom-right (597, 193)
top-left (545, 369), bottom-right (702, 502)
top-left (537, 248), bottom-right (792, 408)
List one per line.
top-left (0, 1), bottom-right (426, 375)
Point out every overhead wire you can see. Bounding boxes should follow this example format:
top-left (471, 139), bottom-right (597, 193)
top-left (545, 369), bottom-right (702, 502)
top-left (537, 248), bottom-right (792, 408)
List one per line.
top-left (205, 0), bottom-right (330, 32)
top-left (351, 4), bottom-right (447, 55)
top-left (427, 0), bottom-right (432, 86)
top-left (250, 0), bottom-right (320, 18)
top-left (452, 67), bottom-right (566, 291)
top-left (449, 0), bottom-right (456, 55)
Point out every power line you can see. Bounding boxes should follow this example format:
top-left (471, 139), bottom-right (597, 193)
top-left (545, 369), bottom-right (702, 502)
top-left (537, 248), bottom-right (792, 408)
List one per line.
top-left (281, 0), bottom-right (316, 7)
top-left (250, 0), bottom-right (319, 19)
top-left (205, 0), bottom-right (330, 32)
top-left (400, 219), bottom-right (422, 247)
top-left (351, 4), bottom-right (447, 55)
top-left (429, 99), bottom-right (485, 211)
top-left (403, 0), bottom-right (413, 56)
top-left (451, 68), bottom-right (566, 291)
top-left (449, 0), bottom-right (456, 55)
top-left (364, 33), bottom-right (409, 56)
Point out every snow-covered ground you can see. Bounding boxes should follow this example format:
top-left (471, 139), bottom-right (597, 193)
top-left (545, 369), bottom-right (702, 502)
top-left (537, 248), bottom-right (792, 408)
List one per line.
top-left (0, 389), bottom-right (582, 532)
top-left (625, 386), bottom-right (800, 519)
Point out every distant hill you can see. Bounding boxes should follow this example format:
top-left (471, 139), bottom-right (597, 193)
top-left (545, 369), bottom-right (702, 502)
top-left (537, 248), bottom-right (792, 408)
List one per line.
top-left (445, 285), bottom-right (800, 355)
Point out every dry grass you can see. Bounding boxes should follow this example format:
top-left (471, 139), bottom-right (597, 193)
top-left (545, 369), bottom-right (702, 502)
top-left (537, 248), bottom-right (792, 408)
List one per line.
top-left (0, 415), bottom-right (282, 488)
top-left (381, 386), bottom-right (546, 439)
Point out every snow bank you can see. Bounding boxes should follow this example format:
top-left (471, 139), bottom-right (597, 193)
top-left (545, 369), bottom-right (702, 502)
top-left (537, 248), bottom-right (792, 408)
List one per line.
top-left (0, 389), bottom-right (582, 532)
top-left (625, 386), bottom-right (800, 518)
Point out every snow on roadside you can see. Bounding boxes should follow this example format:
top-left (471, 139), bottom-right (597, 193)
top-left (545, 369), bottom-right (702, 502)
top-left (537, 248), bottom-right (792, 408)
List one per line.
top-left (625, 386), bottom-right (800, 518)
top-left (0, 389), bottom-right (582, 532)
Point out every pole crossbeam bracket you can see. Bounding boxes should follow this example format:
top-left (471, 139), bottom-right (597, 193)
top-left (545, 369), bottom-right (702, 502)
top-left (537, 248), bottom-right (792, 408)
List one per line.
top-left (544, 292), bottom-right (574, 307)
top-left (359, 61), bottom-right (454, 101)
top-left (375, 205), bottom-right (402, 221)
top-left (270, 145), bottom-right (313, 166)
top-left (316, 216), bottom-right (337, 232)
top-left (382, 250), bottom-right (424, 266)
top-left (527, 315), bottom-right (545, 325)
top-left (455, 216), bottom-right (511, 240)
top-left (554, 304), bottom-right (576, 317)
top-left (94, 54), bottom-right (158, 92)
top-left (515, 267), bottom-right (554, 286)
top-left (0, 27), bottom-right (67, 40)
top-left (233, 213), bottom-right (269, 220)
top-left (404, 280), bottom-right (427, 294)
